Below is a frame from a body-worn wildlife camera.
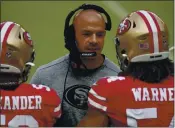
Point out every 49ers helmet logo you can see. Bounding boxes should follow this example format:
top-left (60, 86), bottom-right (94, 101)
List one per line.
top-left (23, 32), bottom-right (33, 47)
top-left (117, 19), bottom-right (131, 35)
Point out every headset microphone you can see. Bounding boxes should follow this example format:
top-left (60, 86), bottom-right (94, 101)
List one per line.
top-left (80, 52), bottom-right (97, 57)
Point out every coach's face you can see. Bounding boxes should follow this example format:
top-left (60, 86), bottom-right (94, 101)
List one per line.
top-left (73, 9), bottom-right (106, 57)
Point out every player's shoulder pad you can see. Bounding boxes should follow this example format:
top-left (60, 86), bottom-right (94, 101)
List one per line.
top-left (30, 84), bottom-right (60, 105)
top-left (21, 83), bottom-right (56, 96)
top-left (93, 76), bottom-right (126, 86)
top-left (37, 54), bottom-right (69, 71)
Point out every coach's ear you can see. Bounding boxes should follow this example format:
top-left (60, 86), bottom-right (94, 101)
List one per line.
top-left (77, 107), bottom-right (109, 127)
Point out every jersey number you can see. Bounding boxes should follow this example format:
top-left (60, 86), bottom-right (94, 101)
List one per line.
top-left (126, 108), bottom-right (157, 127)
top-left (0, 114), bottom-right (38, 127)
top-left (126, 108), bottom-right (174, 127)
top-left (32, 84), bottom-right (51, 91)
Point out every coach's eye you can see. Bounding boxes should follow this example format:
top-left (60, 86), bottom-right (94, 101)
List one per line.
top-left (83, 33), bottom-right (90, 36)
top-left (96, 32), bottom-right (105, 37)
top-left (82, 32), bottom-right (91, 37)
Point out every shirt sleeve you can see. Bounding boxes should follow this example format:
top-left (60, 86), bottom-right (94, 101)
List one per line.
top-left (43, 88), bottom-right (62, 126)
top-left (30, 69), bottom-right (41, 85)
top-left (47, 89), bottom-right (62, 119)
top-left (51, 91), bottom-right (62, 119)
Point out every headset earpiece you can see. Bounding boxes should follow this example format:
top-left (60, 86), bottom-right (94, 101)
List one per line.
top-left (64, 25), bottom-right (75, 51)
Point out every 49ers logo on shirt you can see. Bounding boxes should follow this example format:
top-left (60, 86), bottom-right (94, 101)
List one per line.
top-left (63, 85), bottom-right (90, 110)
top-left (117, 19), bottom-right (131, 35)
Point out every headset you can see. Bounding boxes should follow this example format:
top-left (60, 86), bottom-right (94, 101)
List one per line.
top-left (64, 3), bottom-right (112, 58)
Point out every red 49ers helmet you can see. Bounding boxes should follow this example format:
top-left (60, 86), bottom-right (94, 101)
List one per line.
top-left (115, 10), bottom-right (169, 71)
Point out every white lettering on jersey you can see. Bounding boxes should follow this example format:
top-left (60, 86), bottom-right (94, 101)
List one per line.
top-left (0, 95), bottom-right (42, 110)
top-left (142, 88), bottom-right (150, 101)
top-left (28, 96), bottom-right (35, 109)
top-left (132, 88), bottom-right (174, 101)
top-left (4, 96), bottom-right (11, 110)
top-left (151, 88), bottom-right (159, 101)
top-left (159, 88), bottom-right (167, 101)
top-left (35, 95), bottom-right (42, 109)
top-left (20, 96), bottom-right (28, 110)
top-left (132, 88), bottom-right (142, 101)
top-left (12, 96), bottom-right (19, 110)
top-left (168, 88), bottom-right (174, 101)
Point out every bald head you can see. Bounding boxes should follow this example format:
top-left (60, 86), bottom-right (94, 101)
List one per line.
top-left (73, 9), bottom-right (106, 28)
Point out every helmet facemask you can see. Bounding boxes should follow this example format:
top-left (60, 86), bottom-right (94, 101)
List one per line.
top-left (114, 37), bottom-right (129, 71)
top-left (21, 50), bottom-right (35, 83)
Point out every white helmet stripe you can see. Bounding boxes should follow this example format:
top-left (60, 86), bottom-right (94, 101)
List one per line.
top-left (1, 21), bottom-right (14, 43)
top-left (138, 10), bottom-right (159, 53)
top-left (0, 21), bottom-right (15, 60)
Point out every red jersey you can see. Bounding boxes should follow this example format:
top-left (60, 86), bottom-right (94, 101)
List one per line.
top-left (88, 76), bottom-right (174, 127)
top-left (0, 83), bottom-right (61, 127)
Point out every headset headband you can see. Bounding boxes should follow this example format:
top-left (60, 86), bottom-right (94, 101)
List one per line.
top-left (64, 3), bottom-right (111, 37)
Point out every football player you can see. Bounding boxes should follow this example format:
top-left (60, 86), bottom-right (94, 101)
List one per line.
top-left (77, 10), bottom-right (174, 127)
top-left (0, 21), bottom-right (61, 127)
